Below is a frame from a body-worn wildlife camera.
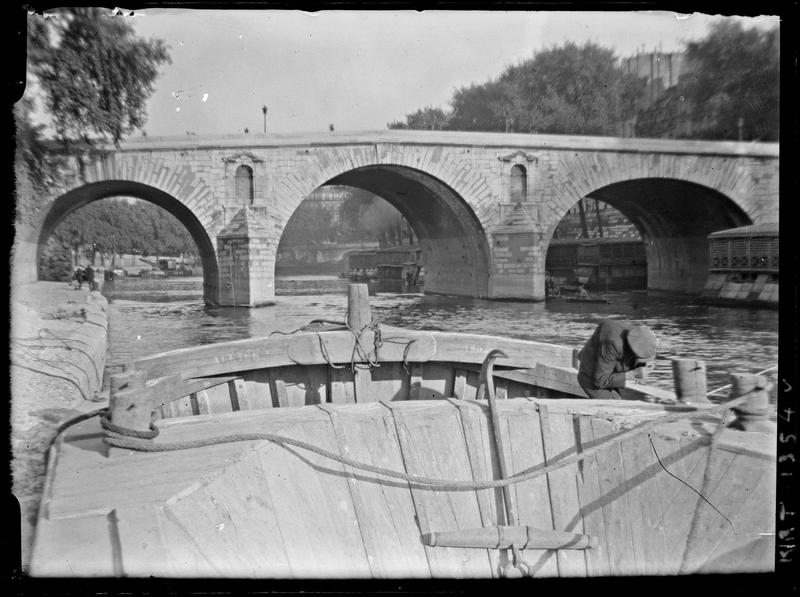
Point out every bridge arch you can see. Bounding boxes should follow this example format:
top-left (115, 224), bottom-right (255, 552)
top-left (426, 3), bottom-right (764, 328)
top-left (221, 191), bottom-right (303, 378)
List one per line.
top-left (36, 181), bottom-right (219, 304)
top-left (546, 177), bottom-right (752, 292)
top-left (282, 165), bottom-right (493, 298)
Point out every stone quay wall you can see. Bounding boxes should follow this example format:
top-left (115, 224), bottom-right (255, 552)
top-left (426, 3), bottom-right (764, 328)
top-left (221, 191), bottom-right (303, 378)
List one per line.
top-left (10, 281), bottom-right (110, 571)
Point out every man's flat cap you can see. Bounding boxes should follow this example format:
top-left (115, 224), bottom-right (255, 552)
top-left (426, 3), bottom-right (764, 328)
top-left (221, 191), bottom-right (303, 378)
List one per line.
top-left (627, 325), bottom-right (658, 360)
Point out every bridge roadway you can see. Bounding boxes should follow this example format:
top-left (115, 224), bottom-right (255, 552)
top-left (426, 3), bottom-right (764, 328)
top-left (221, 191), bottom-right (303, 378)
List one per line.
top-left (14, 129), bottom-right (779, 306)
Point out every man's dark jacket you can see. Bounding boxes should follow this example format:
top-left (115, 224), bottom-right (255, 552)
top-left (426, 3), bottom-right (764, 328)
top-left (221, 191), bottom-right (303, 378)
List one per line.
top-left (577, 319), bottom-right (639, 390)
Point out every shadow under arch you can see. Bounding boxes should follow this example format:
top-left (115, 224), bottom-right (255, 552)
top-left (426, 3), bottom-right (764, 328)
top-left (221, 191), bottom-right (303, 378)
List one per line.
top-left (37, 180), bottom-right (220, 305)
top-left (548, 178), bottom-right (752, 293)
top-left (323, 164), bottom-right (492, 298)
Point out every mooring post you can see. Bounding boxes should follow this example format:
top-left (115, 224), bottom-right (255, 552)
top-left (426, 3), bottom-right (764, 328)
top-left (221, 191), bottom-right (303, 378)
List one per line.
top-left (670, 358), bottom-right (709, 404)
top-left (347, 283), bottom-right (372, 331)
top-left (727, 373), bottom-right (775, 433)
top-left (107, 370), bottom-right (150, 455)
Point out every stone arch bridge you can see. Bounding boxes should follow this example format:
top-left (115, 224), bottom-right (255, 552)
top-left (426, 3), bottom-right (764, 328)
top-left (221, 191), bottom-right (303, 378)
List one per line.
top-left (16, 130), bottom-right (779, 306)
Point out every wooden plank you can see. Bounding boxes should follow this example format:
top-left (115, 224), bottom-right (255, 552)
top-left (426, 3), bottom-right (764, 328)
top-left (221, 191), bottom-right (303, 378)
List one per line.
top-left (30, 511), bottom-right (118, 576)
top-left (462, 369), bottom-right (480, 400)
top-left (408, 363), bottom-right (424, 400)
top-left (193, 390), bottom-right (211, 415)
top-left (576, 416), bottom-right (612, 577)
top-left (159, 448), bottom-right (294, 577)
top-left (166, 394), bottom-right (194, 418)
top-left (647, 433), bottom-right (713, 574)
top-left (368, 362), bottom-right (410, 402)
top-left (267, 366), bottom-right (313, 407)
top-left (252, 417), bottom-right (372, 578)
top-left (665, 442), bottom-right (738, 566)
top-left (352, 368), bottom-right (371, 403)
top-left (305, 365), bottom-right (329, 404)
top-left (329, 367), bottom-right (356, 404)
top-left (204, 382), bottom-right (235, 414)
top-left (538, 406), bottom-right (587, 577)
top-left (421, 363), bottom-right (451, 399)
top-left (618, 432), bottom-right (670, 575)
top-left (501, 401), bottom-right (560, 577)
top-left (452, 369), bottom-right (468, 399)
top-left (450, 399), bottom-right (503, 576)
top-left (191, 392), bottom-right (209, 415)
top-left (122, 374), bottom-right (240, 420)
top-left (240, 369), bottom-right (274, 410)
top-left (115, 503), bottom-right (171, 577)
top-left (228, 379), bottom-right (246, 410)
top-left (288, 330), bottom-right (437, 367)
top-left (268, 369), bottom-right (290, 407)
top-left (590, 418), bottom-right (639, 575)
top-left (157, 500), bottom-right (221, 576)
top-left (386, 401), bottom-right (493, 577)
top-left (319, 403), bottom-right (431, 578)
top-left (663, 438), bottom-right (733, 574)
top-left (133, 329), bottom-right (573, 381)
top-left (495, 378), bottom-right (509, 400)
top-left (695, 465), bottom-right (776, 574)
top-left (615, 432), bottom-right (654, 575)
top-left (676, 446), bottom-right (773, 573)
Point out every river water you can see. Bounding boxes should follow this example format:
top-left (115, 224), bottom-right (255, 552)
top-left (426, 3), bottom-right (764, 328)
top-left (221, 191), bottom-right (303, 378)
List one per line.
top-left (101, 274), bottom-right (779, 397)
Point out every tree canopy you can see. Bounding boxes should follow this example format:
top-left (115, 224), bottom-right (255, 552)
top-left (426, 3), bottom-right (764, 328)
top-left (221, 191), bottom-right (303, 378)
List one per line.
top-left (26, 8), bottom-right (170, 148)
top-left (387, 23), bottom-right (780, 142)
top-left (679, 21), bottom-right (779, 141)
top-left (389, 42), bottom-right (642, 135)
top-left (45, 198), bottom-right (197, 263)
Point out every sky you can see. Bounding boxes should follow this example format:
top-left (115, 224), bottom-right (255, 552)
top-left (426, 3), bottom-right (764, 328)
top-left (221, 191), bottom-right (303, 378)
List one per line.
top-left (30, 9), bottom-right (781, 138)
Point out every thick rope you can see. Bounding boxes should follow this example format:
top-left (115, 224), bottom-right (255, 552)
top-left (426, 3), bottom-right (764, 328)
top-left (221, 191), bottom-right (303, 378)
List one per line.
top-left (101, 388), bottom-right (763, 491)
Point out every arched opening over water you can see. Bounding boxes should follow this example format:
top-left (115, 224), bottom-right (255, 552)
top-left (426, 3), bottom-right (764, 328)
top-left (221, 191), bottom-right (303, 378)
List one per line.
top-left (275, 185), bottom-right (417, 279)
top-left (296, 165), bottom-right (492, 298)
top-left (546, 178), bottom-right (751, 293)
top-left (37, 181), bottom-right (219, 304)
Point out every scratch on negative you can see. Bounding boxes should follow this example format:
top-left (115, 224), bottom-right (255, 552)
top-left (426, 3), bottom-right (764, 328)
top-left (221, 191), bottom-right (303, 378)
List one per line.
top-left (648, 435), bottom-right (733, 527)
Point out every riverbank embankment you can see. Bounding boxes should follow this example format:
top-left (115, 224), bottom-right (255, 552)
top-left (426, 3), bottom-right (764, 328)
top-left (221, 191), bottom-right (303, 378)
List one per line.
top-left (10, 281), bottom-right (109, 571)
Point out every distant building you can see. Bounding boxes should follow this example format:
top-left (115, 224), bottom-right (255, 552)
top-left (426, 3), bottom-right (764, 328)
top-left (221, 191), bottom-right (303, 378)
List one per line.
top-left (617, 50), bottom-right (694, 139)
top-left (622, 51), bottom-right (686, 109)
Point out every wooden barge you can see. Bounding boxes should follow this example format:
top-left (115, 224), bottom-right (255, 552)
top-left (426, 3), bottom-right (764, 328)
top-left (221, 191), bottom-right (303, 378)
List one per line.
top-left (30, 286), bottom-right (776, 578)
top-left (546, 238), bottom-right (647, 291)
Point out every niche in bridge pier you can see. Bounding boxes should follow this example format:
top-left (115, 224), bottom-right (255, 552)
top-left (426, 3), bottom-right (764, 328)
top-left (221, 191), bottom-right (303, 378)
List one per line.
top-left (498, 150), bottom-right (539, 203)
top-left (216, 208), bottom-right (274, 307)
top-left (222, 151), bottom-right (266, 206)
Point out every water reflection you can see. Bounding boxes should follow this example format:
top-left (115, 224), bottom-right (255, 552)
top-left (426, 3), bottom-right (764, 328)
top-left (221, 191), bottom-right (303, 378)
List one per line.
top-left (103, 275), bottom-right (779, 395)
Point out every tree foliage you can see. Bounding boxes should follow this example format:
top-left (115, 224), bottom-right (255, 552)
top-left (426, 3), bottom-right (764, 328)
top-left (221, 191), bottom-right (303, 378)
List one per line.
top-left (281, 201), bottom-right (338, 244)
top-left (679, 21), bottom-right (779, 141)
top-left (387, 42), bottom-right (642, 135)
top-left (44, 198), bottom-right (197, 269)
top-left (387, 24), bottom-right (779, 142)
top-left (387, 106), bottom-right (450, 130)
top-left (27, 8), bottom-right (171, 148)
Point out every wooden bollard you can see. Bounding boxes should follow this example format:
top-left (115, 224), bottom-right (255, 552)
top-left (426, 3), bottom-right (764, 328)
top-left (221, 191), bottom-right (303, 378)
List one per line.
top-left (670, 358), bottom-right (709, 404)
top-left (727, 373), bottom-right (775, 433)
top-left (421, 525), bottom-right (597, 551)
top-left (108, 370), bottom-right (151, 455)
top-left (347, 284), bottom-right (372, 331)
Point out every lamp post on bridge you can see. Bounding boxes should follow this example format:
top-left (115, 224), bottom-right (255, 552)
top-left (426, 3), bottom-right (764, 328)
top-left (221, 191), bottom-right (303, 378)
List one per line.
top-left (262, 105), bottom-right (268, 134)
